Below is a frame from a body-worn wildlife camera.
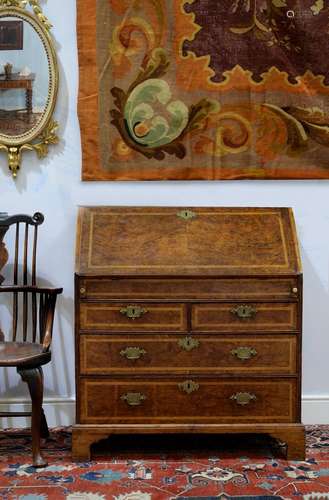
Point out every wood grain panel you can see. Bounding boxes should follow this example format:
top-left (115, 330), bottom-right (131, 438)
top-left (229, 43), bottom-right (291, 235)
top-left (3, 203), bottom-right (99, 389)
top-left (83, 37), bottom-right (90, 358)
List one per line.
top-left (192, 303), bottom-right (298, 332)
top-left (80, 335), bottom-right (297, 375)
top-left (79, 378), bottom-right (297, 424)
top-left (79, 278), bottom-right (299, 301)
top-left (80, 303), bottom-right (187, 332)
top-left (76, 207), bottom-right (301, 276)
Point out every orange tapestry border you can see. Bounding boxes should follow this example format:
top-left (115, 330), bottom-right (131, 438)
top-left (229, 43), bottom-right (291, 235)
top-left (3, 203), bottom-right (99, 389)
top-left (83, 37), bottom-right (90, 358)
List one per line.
top-left (77, 0), bottom-right (102, 181)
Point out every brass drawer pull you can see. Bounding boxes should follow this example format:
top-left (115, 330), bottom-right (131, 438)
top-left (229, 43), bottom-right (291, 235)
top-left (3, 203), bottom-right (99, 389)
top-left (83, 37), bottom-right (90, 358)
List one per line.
top-left (120, 392), bottom-right (146, 406)
top-left (231, 305), bottom-right (258, 320)
top-left (120, 305), bottom-right (148, 320)
top-left (230, 392), bottom-right (257, 406)
top-left (178, 380), bottom-right (200, 394)
top-left (178, 336), bottom-right (200, 351)
top-left (120, 346), bottom-right (147, 361)
top-left (231, 346), bottom-right (257, 361)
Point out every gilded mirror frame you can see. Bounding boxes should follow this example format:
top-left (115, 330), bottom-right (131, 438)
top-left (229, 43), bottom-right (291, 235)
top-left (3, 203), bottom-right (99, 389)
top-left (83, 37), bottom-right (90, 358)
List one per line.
top-left (0, 0), bottom-right (59, 177)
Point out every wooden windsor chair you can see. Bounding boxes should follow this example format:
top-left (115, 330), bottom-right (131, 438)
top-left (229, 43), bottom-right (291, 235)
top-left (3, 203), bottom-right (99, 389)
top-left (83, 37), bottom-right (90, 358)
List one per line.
top-left (0, 213), bottom-right (63, 467)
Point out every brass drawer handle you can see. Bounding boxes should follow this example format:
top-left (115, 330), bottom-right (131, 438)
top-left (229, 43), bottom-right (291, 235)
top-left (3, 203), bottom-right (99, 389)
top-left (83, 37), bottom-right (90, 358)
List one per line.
top-left (178, 336), bottom-right (200, 351)
top-left (231, 346), bottom-right (257, 361)
top-left (120, 305), bottom-right (148, 320)
top-left (120, 392), bottom-right (146, 406)
top-left (231, 305), bottom-right (258, 320)
top-left (120, 346), bottom-right (147, 361)
top-left (230, 392), bottom-right (257, 406)
top-left (178, 380), bottom-right (200, 394)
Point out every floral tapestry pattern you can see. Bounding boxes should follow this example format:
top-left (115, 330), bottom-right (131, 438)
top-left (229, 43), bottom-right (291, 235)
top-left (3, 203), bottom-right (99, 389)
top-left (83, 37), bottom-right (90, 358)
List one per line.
top-left (77, 0), bottom-right (329, 180)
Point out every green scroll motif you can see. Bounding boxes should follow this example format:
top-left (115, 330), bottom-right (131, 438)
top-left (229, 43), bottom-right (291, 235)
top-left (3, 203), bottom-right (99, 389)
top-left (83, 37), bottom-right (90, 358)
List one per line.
top-left (124, 79), bottom-right (189, 148)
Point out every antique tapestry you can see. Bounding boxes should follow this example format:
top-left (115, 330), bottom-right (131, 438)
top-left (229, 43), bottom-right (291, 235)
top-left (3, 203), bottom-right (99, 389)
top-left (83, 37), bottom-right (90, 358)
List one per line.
top-left (77, 0), bottom-right (329, 180)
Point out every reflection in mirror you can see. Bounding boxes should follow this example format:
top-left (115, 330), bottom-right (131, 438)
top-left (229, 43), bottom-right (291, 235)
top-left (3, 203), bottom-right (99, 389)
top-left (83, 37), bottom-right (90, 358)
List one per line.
top-left (0, 16), bottom-right (49, 137)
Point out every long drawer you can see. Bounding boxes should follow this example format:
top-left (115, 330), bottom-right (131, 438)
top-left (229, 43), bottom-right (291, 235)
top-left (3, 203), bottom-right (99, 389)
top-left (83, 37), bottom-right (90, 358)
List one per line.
top-left (79, 278), bottom-right (300, 301)
top-left (79, 377), bottom-right (298, 424)
top-left (192, 303), bottom-right (298, 333)
top-left (79, 335), bottom-right (298, 375)
top-left (80, 303), bottom-right (187, 332)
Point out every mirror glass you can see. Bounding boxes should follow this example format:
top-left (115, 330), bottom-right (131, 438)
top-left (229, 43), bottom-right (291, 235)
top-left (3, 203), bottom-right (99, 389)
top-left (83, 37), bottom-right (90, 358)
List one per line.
top-left (0, 15), bottom-right (49, 137)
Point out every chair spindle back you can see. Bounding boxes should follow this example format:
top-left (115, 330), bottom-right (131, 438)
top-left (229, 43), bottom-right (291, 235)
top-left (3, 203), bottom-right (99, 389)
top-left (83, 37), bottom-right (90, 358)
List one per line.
top-left (3, 213), bottom-right (45, 343)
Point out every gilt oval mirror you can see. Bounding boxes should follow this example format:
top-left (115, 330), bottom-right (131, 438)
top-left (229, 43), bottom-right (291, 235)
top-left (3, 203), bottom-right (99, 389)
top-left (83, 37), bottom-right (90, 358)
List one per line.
top-left (0, 3), bottom-right (58, 177)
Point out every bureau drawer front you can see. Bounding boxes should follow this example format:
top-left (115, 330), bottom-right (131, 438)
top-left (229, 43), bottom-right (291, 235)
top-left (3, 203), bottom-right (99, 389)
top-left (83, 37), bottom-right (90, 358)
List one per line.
top-left (79, 278), bottom-right (299, 301)
top-left (192, 303), bottom-right (298, 332)
top-left (79, 378), bottom-right (297, 424)
top-left (80, 303), bottom-right (187, 332)
top-left (79, 335), bottom-right (297, 375)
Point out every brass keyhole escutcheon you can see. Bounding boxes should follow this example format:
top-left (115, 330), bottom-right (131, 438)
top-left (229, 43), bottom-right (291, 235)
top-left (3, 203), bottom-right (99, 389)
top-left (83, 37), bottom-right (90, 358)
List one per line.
top-left (178, 380), bottom-right (200, 395)
top-left (178, 336), bottom-right (200, 352)
top-left (230, 392), bottom-right (257, 406)
top-left (177, 209), bottom-right (197, 220)
top-left (120, 346), bottom-right (147, 361)
top-left (121, 392), bottom-right (146, 406)
top-left (231, 346), bottom-right (257, 361)
top-left (231, 305), bottom-right (258, 320)
top-left (120, 305), bottom-right (148, 320)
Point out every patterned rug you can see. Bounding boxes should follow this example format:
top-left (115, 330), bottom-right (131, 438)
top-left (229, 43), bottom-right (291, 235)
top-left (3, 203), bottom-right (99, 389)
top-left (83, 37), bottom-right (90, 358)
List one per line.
top-left (1, 427), bottom-right (329, 499)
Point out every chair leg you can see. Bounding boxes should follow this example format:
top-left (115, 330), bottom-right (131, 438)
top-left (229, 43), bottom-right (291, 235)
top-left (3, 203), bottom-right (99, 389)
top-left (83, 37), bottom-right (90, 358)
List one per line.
top-left (18, 367), bottom-right (47, 468)
top-left (40, 408), bottom-right (50, 439)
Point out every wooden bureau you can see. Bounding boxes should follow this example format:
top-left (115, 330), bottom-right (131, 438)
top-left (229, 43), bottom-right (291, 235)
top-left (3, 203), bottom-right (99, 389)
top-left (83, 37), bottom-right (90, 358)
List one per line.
top-left (72, 207), bottom-right (305, 461)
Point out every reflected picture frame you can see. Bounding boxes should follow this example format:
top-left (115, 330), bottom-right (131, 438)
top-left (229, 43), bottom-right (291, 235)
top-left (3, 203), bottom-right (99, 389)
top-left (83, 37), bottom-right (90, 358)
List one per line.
top-left (0, 20), bottom-right (23, 50)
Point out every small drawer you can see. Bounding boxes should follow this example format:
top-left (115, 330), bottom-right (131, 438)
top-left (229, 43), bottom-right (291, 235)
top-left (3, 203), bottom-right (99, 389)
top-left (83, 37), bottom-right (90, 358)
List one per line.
top-left (78, 277), bottom-right (300, 301)
top-left (79, 377), bottom-right (297, 424)
top-left (79, 303), bottom-right (187, 332)
top-left (79, 335), bottom-right (297, 375)
top-left (192, 303), bottom-right (298, 333)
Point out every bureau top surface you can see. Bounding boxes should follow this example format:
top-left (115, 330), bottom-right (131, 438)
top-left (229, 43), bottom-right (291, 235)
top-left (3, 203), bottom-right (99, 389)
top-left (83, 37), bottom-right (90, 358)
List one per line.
top-left (75, 207), bottom-right (302, 277)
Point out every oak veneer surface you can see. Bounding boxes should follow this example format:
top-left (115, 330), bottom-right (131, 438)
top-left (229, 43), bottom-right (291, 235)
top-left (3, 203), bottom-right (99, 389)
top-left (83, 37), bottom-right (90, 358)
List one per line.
top-left (73, 207), bottom-right (304, 461)
top-left (76, 207), bottom-right (301, 276)
top-left (79, 377), bottom-right (297, 424)
top-left (78, 277), bottom-right (298, 300)
top-left (79, 335), bottom-right (297, 375)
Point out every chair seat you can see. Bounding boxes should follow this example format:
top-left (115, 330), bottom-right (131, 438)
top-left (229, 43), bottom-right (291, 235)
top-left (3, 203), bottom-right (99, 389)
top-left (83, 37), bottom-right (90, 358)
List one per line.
top-left (0, 342), bottom-right (51, 367)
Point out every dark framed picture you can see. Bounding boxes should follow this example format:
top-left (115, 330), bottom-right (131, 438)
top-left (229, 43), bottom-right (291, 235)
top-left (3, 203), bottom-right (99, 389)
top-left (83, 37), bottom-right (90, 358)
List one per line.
top-left (0, 20), bottom-right (23, 51)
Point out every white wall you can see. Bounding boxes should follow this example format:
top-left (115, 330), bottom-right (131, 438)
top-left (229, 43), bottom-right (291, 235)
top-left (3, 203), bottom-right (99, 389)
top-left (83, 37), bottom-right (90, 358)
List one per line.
top-left (0, 0), bottom-right (329, 427)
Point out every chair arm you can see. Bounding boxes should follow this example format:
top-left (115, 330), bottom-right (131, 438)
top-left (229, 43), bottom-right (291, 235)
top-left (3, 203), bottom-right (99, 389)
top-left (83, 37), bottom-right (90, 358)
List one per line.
top-left (0, 285), bottom-right (63, 295)
top-left (41, 293), bottom-right (59, 352)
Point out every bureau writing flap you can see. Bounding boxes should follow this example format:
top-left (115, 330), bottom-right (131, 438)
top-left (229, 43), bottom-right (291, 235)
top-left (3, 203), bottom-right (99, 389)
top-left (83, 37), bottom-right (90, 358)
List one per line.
top-left (75, 207), bottom-right (301, 277)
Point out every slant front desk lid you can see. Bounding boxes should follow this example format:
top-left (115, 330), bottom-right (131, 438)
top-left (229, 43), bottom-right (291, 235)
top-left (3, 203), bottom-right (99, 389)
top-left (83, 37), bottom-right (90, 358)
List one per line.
top-left (76, 207), bottom-right (301, 277)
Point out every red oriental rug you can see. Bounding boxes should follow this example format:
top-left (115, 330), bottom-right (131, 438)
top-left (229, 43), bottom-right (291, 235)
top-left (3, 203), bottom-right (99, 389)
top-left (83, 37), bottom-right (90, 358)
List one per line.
top-left (1, 426), bottom-right (329, 499)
